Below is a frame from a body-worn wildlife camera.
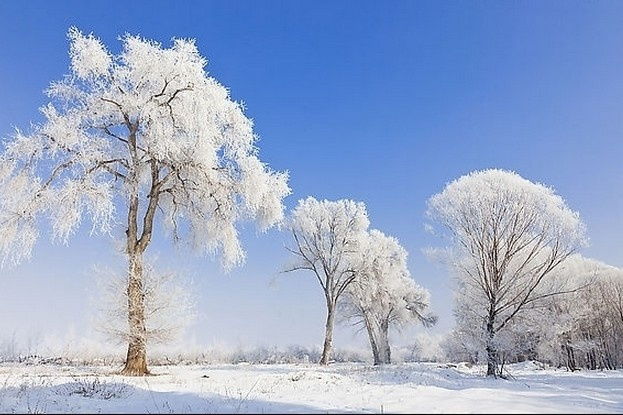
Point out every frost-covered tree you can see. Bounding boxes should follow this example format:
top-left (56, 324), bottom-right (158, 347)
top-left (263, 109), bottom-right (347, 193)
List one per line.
top-left (340, 229), bottom-right (436, 365)
top-left (284, 197), bottom-right (369, 365)
top-left (0, 27), bottom-right (290, 375)
top-left (426, 169), bottom-right (587, 377)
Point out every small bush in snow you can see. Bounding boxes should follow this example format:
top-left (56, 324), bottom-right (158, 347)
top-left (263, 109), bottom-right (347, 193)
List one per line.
top-left (55, 377), bottom-right (131, 400)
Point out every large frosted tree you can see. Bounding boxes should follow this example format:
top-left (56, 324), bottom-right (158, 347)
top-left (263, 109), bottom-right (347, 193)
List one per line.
top-left (426, 169), bottom-right (587, 377)
top-left (340, 229), bottom-right (437, 365)
top-left (284, 197), bottom-right (369, 365)
top-left (0, 28), bottom-right (290, 375)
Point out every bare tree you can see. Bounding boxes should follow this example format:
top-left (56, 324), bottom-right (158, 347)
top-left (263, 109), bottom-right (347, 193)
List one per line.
top-left (340, 229), bottom-right (436, 365)
top-left (0, 27), bottom-right (290, 375)
top-left (284, 197), bottom-right (369, 365)
top-left (426, 169), bottom-right (587, 377)
top-left (94, 258), bottom-right (196, 349)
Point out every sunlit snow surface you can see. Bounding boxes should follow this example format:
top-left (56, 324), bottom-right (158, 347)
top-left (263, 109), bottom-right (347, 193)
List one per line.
top-left (0, 361), bottom-right (621, 413)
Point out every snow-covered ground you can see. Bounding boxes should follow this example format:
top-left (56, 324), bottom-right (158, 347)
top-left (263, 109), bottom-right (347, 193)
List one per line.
top-left (0, 360), bottom-right (621, 413)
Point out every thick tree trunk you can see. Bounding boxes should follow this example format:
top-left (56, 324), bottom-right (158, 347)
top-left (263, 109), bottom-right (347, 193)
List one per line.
top-left (320, 302), bottom-right (336, 365)
top-left (378, 319), bottom-right (391, 365)
top-left (121, 252), bottom-right (149, 376)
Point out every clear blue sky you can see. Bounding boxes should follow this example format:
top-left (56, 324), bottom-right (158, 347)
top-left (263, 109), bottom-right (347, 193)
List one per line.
top-left (1, 0), bottom-right (622, 355)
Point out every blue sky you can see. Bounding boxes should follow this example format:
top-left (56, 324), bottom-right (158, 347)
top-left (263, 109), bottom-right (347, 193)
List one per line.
top-left (0, 1), bottom-right (622, 354)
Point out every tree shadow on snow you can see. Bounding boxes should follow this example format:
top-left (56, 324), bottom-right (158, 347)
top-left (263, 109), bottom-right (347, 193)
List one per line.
top-left (0, 379), bottom-right (363, 414)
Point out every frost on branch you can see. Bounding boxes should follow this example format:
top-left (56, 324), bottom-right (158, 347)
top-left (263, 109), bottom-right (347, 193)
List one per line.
top-left (340, 229), bottom-right (436, 365)
top-left (68, 26), bottom-right (112, 80)
top-left (425, 168), bottom-right (587, 377)
top-left (0, 26), bottom-right (290, 269)
top-left (285, 197), bottom-right (370, 365)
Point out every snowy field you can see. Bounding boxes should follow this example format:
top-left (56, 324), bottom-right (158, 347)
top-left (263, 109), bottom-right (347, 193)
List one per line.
top-left (0, 361), bottom-right (621, 414)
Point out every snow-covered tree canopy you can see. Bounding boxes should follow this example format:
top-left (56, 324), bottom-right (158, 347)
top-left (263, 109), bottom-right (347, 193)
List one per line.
top-left (344, 229), bottom-right (435, 330)
top-left (0, 27), bottom-right (290, 268)
top-left (427, 169), bottom-right (586, 252)
top-left (426, 169), bottom-right (588, 301)
top-left (286, 196), bottom-right (370, 297)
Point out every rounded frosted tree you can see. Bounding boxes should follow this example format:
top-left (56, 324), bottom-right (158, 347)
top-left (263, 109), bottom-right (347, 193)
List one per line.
top-left (0, 28), bottom-right (290, 375)
top-left (425, 169), bottom-right (587, 377)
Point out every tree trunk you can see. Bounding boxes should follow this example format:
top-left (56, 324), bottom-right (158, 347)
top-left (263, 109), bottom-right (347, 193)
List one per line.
top-left (120, 251), bottom-right (149, 376)
top-left (320, 301), bottom-right (336, 365)
top-left (563, 339), bottom-right (577, 371)
top-left (378, 319), bottom-right (391, 365)
top-left (363, 313), bottom-right (381, 365)
top-left (118, 125), bottom-right (159, 376)
top-left (485, 311), bottom-right (498, 377)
